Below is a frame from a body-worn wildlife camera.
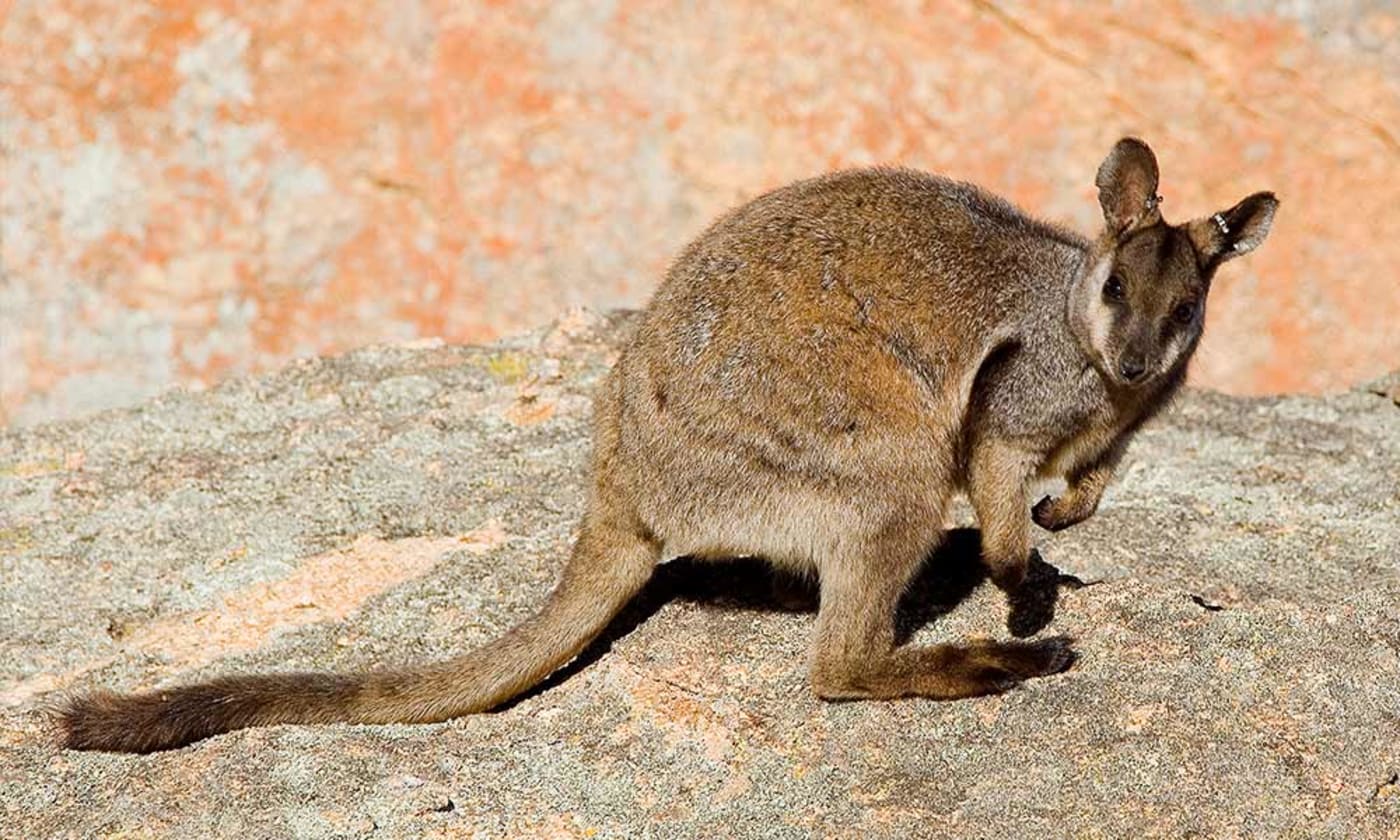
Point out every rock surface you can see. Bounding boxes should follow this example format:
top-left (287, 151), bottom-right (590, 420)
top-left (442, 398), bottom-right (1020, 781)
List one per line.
top-left (1, 312), bottom-right (1397, 838)
top-left (5, 1), bottom-right (1400, 425)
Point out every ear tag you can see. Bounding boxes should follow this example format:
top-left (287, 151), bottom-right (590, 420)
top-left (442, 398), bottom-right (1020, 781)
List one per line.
top-left (1144, 194), bottom-right (1162, 212)
top-left (1211, 213), bottom-right (1231, 236)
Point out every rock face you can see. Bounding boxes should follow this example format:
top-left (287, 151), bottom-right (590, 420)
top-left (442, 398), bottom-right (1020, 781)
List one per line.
top-left (1, 313), bottom-right (1397, 838)
top-left (4, 1), bottom-right (1400, 425)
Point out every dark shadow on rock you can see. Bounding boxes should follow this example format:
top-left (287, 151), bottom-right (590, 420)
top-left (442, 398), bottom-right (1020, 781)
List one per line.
top-left (893, 527), bottom-right (987, 645)
top-left (896, 530), bottom-right (1085, 642)
top-left (501, 527), bottom-right (1082, 710)
top-left (500, 555), bottom-right (793, 710)
top-left (1005, 548), bottom-right (1087, 638)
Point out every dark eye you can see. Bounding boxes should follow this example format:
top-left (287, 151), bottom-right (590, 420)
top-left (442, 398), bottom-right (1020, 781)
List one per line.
top-left (1102, 274), bottom-right (1125, 301)
top-left (1172, 301), bottom-right (1197, 325)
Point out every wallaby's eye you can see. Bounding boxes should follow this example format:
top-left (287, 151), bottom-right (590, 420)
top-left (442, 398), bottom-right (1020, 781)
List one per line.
top-left (1172, 301), bottom-right (1197, 325)
top-left (1102, 274), bottom-right (1125, 302)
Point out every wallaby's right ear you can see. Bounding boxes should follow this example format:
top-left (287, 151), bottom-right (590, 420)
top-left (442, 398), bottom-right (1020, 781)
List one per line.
top-left (1096, 137), bottom-right (1161, 237)
top-left (1186, 191), bottom-right (1279, 267)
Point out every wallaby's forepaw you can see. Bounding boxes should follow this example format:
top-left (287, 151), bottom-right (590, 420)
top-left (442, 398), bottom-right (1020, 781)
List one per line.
top-left (1032, 494), bottom-right (1093, 532)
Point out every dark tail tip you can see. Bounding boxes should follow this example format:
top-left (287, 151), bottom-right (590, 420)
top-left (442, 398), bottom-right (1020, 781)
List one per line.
top-left (50, 688), bottom-right (158, 756)
top-left (52, 672), bottom-right (364, 753)
top-left (53, 689), bottom-right (195, 754)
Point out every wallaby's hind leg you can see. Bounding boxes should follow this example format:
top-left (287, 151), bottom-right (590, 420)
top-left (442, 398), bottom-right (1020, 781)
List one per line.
top-left (808, 524), bottom-right (1073, 701)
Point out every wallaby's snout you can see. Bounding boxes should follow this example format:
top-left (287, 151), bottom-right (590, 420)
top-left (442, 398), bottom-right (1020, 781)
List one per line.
top-left (1117, 349), bottom-right (1148, 385)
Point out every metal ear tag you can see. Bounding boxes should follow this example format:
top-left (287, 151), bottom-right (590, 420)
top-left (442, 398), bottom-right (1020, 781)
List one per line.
top-left (1211, 213), bottom-right (1231, 236)
top-left (1145, 194), bottom-right (1162, 212)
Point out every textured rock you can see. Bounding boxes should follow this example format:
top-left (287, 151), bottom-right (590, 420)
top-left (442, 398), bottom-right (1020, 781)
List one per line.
top-left (1, 312), bottom-right (1397, 838)
top-left (3, 1), bottom-right (1399, 426)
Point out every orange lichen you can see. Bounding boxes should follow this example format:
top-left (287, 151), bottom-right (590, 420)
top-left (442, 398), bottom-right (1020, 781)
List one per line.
top-left (3, 1), bottom-right (1398, 426)
top-left (0, 524), bottom-right (510, 707)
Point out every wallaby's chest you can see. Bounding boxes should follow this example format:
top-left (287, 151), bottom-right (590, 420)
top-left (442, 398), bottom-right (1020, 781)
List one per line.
top-left (1036, 409), bottom-right (1128, 479)
top-left (1026, 369), bottom-right (1142, 479)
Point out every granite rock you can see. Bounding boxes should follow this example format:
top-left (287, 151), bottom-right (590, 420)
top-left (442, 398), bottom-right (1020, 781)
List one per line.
top-left (1, 311), bottom-right (1397, 838)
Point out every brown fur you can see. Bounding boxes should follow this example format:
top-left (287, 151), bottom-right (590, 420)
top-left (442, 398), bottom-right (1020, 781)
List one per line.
top-left (58, 138), bottom-right (1277, 752)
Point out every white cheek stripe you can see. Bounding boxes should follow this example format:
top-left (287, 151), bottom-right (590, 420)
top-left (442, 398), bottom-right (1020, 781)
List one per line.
top-left (1160, 331), bottom-right (1188, 370)
top-left (1083, 255), bottom-right (1115, 357)
top-left (1090, 303), bottom-right (1112, 352)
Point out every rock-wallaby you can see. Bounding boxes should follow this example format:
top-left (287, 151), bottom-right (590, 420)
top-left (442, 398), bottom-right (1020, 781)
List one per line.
top-left (60, 138), bottom-right (1277, 752)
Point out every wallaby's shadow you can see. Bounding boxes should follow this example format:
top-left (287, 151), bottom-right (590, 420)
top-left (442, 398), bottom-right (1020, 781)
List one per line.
top-left (504, 527), bottom-right (1082, 709)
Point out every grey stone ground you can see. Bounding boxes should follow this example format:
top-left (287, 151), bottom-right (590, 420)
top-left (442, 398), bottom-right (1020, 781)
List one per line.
top-left (1, 310), bottom-right (1397, 838)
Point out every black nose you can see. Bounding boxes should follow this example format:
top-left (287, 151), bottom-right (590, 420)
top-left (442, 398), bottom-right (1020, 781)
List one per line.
top-left (1118, 357), bottom-right (1147, 382)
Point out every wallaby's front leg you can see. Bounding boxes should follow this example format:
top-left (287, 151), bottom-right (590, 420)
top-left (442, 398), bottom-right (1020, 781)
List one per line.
top-left (967, 439), bottom-right (1036, 592)
top-left (1032, 442), bottom-right (1126, 532)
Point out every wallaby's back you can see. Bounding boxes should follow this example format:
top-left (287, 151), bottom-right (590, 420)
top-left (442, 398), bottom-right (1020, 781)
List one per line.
top-left (616, 169), bottom-right (1089, 561)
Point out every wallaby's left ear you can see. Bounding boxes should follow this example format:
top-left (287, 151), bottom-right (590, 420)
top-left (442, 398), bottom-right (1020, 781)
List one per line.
top-left (1096, 137), bottom-right (1162, 236)
top-left (1187, 191), bottom-right (1279, 266)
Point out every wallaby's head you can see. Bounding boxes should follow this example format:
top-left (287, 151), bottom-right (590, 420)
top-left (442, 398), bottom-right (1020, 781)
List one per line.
top-left (1070, 137), bottom-right (1278, 389)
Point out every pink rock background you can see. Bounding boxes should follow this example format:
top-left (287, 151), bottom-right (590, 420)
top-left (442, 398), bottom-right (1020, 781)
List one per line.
top-left (2, 0), bottom-right (1397, 426)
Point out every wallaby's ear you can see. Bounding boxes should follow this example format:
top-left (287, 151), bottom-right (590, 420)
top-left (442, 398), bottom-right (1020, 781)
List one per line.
top-left (1096, 137), bottom-right (1161, 236)
top-left (1186, 191), bottom-right (1279, 267)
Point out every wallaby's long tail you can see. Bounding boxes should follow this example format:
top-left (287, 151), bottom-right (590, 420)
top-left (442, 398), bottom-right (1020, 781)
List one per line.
top-left (58, 523), bottom-right (659, 753)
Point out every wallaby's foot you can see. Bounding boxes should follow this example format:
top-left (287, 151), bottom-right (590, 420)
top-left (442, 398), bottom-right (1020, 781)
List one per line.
top-left (1032, 494), bottom-right (1094, 532)
top-left (966, 636), bottom-right (1077, 692)
top-left (810, 636), bottom-right (1077, 701)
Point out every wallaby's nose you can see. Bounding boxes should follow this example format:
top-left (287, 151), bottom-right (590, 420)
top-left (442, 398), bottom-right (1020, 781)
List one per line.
top-left (1118, 357), bottom-right (1147, 383)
